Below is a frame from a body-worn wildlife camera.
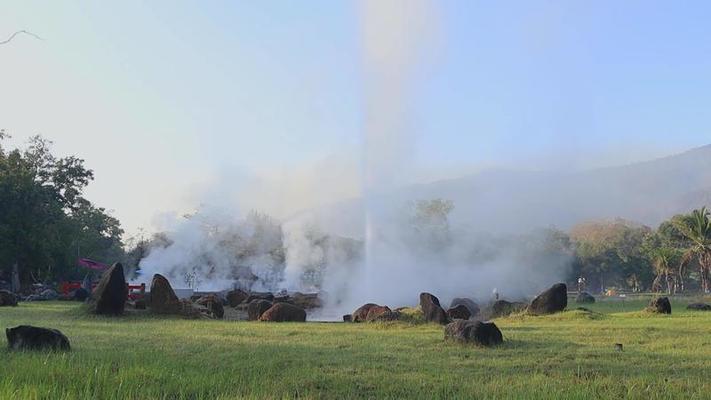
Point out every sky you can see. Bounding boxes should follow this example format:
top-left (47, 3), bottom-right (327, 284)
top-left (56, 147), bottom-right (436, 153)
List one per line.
top-left (1, 1), bottom-right (711, 235)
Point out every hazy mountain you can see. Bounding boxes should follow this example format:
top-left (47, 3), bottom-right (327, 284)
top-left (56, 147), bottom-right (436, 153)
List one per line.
top-left (312, 144), bottom-right (711, 236)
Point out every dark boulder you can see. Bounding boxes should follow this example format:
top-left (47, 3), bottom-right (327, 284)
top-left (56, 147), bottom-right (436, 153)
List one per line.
top-left (447, 304), bottom-right (471, 320)
top-left (73, 288), bottom-right (90, 302)
top-left (259, 302), bottom-right (307, 322)
top-left (647, 297), bottom-right (671, 314)
top-left (352, 303), bottom-right (379, 323)
top-left (226, 289), bottom-right (249, 307)
top-left (291, 292), bottom-right (322, 309)
top-left (490, 300), bottom-right (526, 318)
top-left (195, 294), bottom-right (225, 319)
top-left (178, 299), bottom-right (214, 319)
top-left (0, 289), bottom-right (18, 307)
top-left (6, 325), bottom-right (70, 351)
top-left (575, 292), bottom-right (596, 304)
top-left (365, 305), bottom-right (397, 322)
top-left (149, 274), bottom-right (181, 315)
top-left (528, 283), bottom-right (568, 315)
top-left (343, 314), bottom-right (352, 322)
top-left (247, 299), bottom-right (273, 321)
top-left (687, 302), bottom-right (711, 311)
top-left (246, 292), bottom-right (274, 303)
top-left (420, 292), bottom-right (449, 324)
top-left (89, 263), bottom-right (127, 315)
top-left (444, 320), bottom-right (503, 346)
top-left (450, 297), bottom-right (480, 317)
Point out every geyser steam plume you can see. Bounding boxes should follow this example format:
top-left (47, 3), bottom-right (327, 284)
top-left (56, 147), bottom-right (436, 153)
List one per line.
top-left (359, 0), bottom-right (438, 303)
top-left (134, 2), bottom-right (573, 313)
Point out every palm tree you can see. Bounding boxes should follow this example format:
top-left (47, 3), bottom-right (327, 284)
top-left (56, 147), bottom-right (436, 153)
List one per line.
top-left (649, 247), bottom-right (679, 294)
top-left (674, 207), bottom-right (711, 293)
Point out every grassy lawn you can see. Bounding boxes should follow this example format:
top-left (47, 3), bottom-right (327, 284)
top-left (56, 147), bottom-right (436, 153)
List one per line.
top-left (1, 297), bottom-right (710, 399)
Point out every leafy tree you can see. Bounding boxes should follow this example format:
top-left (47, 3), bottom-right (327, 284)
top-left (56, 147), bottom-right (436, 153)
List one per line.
top-left (570, 219), bottom-right (652, 292)
top-left (673, 207), bottom-right (711, 293)
top-left (0, 134), bottom-right (124, 288)
top-left (408, 198), bottom-right (454, 251)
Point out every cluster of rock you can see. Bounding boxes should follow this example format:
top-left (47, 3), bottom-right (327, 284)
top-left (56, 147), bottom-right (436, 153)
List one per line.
top-left (23, 285), bottom-right (59, 302)
top-left (148, 273), bottom-right (224, 319)
top-left (225, 288), bottom-right (312, 322)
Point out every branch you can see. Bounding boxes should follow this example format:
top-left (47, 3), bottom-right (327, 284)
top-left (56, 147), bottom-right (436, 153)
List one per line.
top-left (0, 30), bottom-right (44, 46)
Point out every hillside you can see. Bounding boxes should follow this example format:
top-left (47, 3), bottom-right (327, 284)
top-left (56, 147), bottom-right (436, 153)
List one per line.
top-left (314, 144), bottom-right (711, 235)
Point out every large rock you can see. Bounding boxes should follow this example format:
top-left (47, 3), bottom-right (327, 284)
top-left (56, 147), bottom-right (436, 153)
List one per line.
top-left (365, 305), bottom-right (398, 322)
top-left (352, 303), bottom-right (379, 323)
top-left (647, 297), bottom-right (671, 314)
top-left (195, 294), bottom-right (224, 319)
top-left (0, 289), bottom-right (18, 306)
top-left (247, 299), bottom-right (273, 321)
top-left (178, 299), bottom-right (215, 319)
top-left (89, 263), bottom-right (127, 315)
top-left (450, 298), bottom-right (480, 317)
top-left (444, 320), bottom-right (503, 346)
top-left (149, 274), bottom-right (181, 315)
top-left (575, 292), bottom-right (596, 304)
top-left (528, 283), bottom-right (568, 315)
top-left (447, 304), bottom-right (471, 320)
top-left (687, 302), bottom-right (711, 311)
top-left (6, 325), bottom-right (70, 351)
top-left (490, 300), bottom-right (526, 318)
top-left (420, 292), bottom-right (449, 324)
top-left (291, 292), bottom-right (322, 309)
top-left (246, 292), bottom-right (274, 303)
top-left (226, 289), bottom-right (249, 307)
top-left (259, 302), bottom-right (307, 322)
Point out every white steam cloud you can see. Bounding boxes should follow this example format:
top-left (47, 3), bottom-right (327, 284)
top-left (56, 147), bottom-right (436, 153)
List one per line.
top-left (134, 1), bottom-right (573, 316)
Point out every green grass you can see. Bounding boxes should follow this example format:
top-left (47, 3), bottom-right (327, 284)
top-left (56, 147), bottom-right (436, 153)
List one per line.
top-left (1, 298), bottom-right (710, 399)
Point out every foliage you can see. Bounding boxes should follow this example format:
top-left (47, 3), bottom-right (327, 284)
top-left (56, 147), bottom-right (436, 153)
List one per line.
top-left (408, 198), bottom-right (454, 252)
top-left (673, 207), bottom-right (711, 293)
top-left (570, 219), bottom-right (652, 292)
top-left (0, 135), bottom-right (124, 287)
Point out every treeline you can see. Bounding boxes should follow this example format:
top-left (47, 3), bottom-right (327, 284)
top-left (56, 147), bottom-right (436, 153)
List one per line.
top-left (2, 134), bottom-right (710, 294)
top-left (0, 133), bottom-right (126, 290)
top-left (568, 209), bottom-right (711, 294)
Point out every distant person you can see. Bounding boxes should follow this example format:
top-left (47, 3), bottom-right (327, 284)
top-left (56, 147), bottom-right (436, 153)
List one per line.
top-left (577, 276), bottom-right (586, 292)
top-left (492, 287), bottom-right (499, 300)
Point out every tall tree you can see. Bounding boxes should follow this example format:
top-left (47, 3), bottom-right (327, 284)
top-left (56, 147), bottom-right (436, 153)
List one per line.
top-left (0, 134), bottom-right (124, 288)
top-left (674, 207), bottom-right (711, 293)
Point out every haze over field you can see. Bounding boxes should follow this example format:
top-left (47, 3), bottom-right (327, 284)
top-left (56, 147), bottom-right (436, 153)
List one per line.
top-left (3, 1), bottom-right (711, 313)
top-left (3, 1), bottom-right (711, 235)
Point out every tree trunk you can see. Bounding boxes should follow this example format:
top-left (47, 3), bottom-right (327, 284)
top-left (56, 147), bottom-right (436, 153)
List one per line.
top-left (701, 253), bottom-right (711, 293)
top-left (665, 273), bottom-right (672, 295)
top-left (11, 261), bottom-right (20, 293)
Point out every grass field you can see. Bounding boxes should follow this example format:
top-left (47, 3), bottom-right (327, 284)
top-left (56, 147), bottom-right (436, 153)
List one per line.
top-left (1, 297), bottom-right (710, 399)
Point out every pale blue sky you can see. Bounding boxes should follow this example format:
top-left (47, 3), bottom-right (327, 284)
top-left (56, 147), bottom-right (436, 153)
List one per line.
top-left (1, 1), bottom-right (710, 234)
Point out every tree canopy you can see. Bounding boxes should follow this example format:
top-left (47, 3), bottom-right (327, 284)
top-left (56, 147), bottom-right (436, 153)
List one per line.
top-left (0, 134), bottom-right (124, 289)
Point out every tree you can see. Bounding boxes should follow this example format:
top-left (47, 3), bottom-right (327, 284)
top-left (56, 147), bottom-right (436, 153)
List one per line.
top-left (673, 207), bottom-right (711, 293)
top-left (570, 219), bottom-right (652, 292)
top-left (0, 134), bottom-right (125, 288)
top-left (408, 198), bottom-right (454, 251)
